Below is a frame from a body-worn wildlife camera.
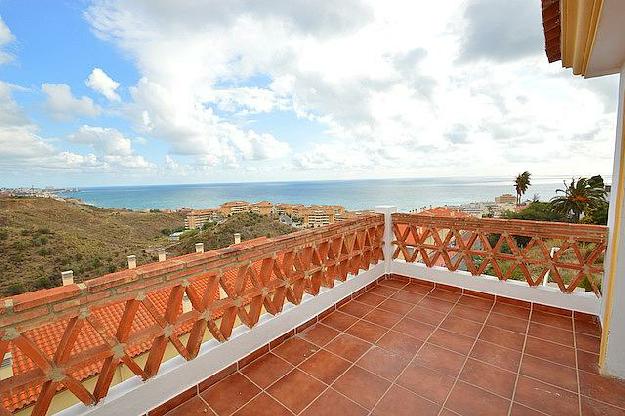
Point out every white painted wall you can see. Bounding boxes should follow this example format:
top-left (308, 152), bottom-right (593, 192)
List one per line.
top-left (601, 62), bottom-right (625, 378)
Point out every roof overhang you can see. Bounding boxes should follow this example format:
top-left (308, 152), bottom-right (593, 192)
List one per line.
top-left (542, 0), bottom-right (625, 78)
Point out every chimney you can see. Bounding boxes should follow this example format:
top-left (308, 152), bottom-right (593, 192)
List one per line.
top-left (182, 293), bottom-right (192, 313)
top-left (234, 233), bottom-right (241, 245)
top-left (158, 249), bottom-right (167, 262)
top-left (61, 270), bottom-right (74, 286)
top-left (0, 351), bottom-right (13, 379)
top-left (195, 243), bottom-right (204, 253)
top-left (127, 255), bottom-right (137, 269)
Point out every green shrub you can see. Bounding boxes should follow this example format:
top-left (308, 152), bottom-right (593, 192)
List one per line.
top-left (7, 282), bottom-right (26, 295)
top-left (0, 228), bottom-right (8, 241)
top-left (34, 276), bottom-right (54, 289)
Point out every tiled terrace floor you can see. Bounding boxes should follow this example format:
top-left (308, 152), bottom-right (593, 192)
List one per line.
top-left (163, 276), bottom-right (625, 416)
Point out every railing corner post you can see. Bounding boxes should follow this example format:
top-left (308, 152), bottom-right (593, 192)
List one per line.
top-left (375, 205), bottom-right (397, 276)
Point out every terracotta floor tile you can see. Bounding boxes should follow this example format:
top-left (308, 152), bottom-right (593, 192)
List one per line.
top-left (486, 312), bottom-right (528, 333)
top-left (201, 373), bottom-right (261, 416)
top-left (379, 278), bottom-right (408, 289)
top-left (413, 343), bottom-right (466, 377)
top-left (580, 396), bottom-right (625, 416)
top-left (470, 340), bottom-right (521, 373)
top-left (373, 384), bottom-right (440, 416)
top-left (300, 388), bottom-right (368, 416)
top-left (376, 330), bottom-right (423, 357)
top-left (407, 305), bottom-right (447, 326)
top-left (524, 337), bottom-right (576, 368)
top-left (356, 345), bottom-right (410, 380)
top-left (448, 304), bottom-right (490, 323)
top-left (362, 307), bottom-right (403, 328)
top-left (355, 291), bottom-right (387, 306)
top-left (576, 332), bottom-right (600, 354)
top-left (492, 302), bottom-right (531, 320)
top-left (577, 349), bottom-right (600, 375)
top-left (509, 402), bottom-right (545, 416)
top-left (479, 325), bottom-right (525, 351)
top-left (393, 317), bottom-right (435, 340)
top-left (321, 310), bottom-right (359, 332)
top-left (440, 316), bottom-right (483, 338)
top-left (457, 295), bottom-right (494, 310)
top-left (428, 288), bottom-right (462, 303)
top-left (297, 323), bottom-right (339, 347)
top-left (272, 336), bottom-right (319, 365)
top-left (530, 311), bottom-right (573, 331)
top-left (439, 409), bottom-right (462, 416)
top-left (325, 333), bottom-right (371, 362)
top-left (528, 321), bottom-right (574, 346)
top-left (240, 353), bottom-right (293, 389)
top-left (345, 319), bottom-right (387, 343)
top-left (520, 355), bottom-right (578, 392)
top-left (579, 370), bottom-right (625, 409)
top-left (378, 298), bottom-right (413, 315)
top-left (574, 318), bottom-right (602, 338)
top-left (339, 300), bottom-right (374, 318)
top-left (333, 366), bottom-right (390, 410)
top-left (445, 381), bottom-right (510, 416)
top-left (165, 396), bottom-right (216, 416)
top-left (428, 328), bottom-right (475, 355)
top-left (460, 358), bottom-right (516, 398)
top-left (299, 349), bottom-right (351, 384)
top-left (403, 282), bottom-right (434, 295)
top-left (397, 363), bottom-right (455, 404)
top-left (514, 375), bottom-right (579, 416)
top-left (233, 393), bottom-right (292, 416)
top-left (368, 284), bottom-right (397, 297)
top-left (391, 289), bottom-right (426, 304)
top-left (267, 369), bottom-right (326, 414)
top-left (419, 296), bottom-right (456, 314)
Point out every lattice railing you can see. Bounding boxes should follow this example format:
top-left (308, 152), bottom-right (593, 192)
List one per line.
top-left (0, 214), bottom-right (384, 415)
top-left (392, 213), bottom-right (607, 296)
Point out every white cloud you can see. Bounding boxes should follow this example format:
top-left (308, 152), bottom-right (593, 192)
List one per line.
top-left (85, 68), bottom-right (121, 101)
top-left (82, 0), bottom-right (619, 180)
top-left (42, 83), bottom-right (101, 120)
top-left (69, 125), bottom-right (154, 169)
top-left (0, 16), bottom-right (15, 64)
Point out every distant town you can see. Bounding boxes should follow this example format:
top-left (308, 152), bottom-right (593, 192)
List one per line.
top-left (182, 201), bottom-right (366, 232)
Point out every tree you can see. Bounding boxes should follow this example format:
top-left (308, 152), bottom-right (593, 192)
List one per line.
top-left (550, 177), bottom-right (607, 222)
top-left (502, 201), bottom-right (568, 222)
top-left (514, 171), bottom-right (532, 205)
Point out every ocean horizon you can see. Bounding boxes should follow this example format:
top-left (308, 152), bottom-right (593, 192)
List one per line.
top-left (59, 175), bottom-right (605, 212)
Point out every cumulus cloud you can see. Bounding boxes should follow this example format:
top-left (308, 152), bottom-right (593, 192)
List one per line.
top-left (42, 83), bottom-right (101, 120)
top-left (459, 0), bottom-right (544, 62)
top-left (85, 68), bottom-right (121, 101)
top-left (0, 16), bottom-right (15, 64)
top-left (2, 0), bottom-right (613, 183)
top-left (69, 125), bottom-right (154, 169)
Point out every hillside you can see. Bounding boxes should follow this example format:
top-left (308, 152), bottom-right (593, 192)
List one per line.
top-left (0, 197), bottom-right (185, 296)
top-left (0, 199), bottom-right (296, 297)
top-left (170, 212), bottom-right (295, 256)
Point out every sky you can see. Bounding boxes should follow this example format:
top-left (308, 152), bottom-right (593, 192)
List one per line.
top-left (0, 0), bottom-right (620, 187)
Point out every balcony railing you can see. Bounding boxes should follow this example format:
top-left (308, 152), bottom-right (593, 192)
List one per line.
top-left (0, 211), bottom-right (610, 415)
top-left (0, 215), bottom-right (385, 416)
top-left (392, 213), bottom-right (608, 296)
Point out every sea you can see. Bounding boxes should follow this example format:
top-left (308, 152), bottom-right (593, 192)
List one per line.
top-left (58, 176), bottom-right (590, 212)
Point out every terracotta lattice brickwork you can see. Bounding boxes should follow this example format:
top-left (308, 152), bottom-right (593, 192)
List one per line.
top-left (0, 214), bottom-right (384, 415)
top-left (392, 213), bottom-right (607, 296)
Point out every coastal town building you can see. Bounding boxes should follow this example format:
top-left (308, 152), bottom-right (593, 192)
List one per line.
top-left (185, 200), bottom-right (350, 229)
top-left (495, 193), bottom-right (517, 204)
top-left (184, 209), bottom-right (222, 229)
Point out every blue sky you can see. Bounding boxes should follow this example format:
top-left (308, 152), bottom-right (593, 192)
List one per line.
top-left (0, 0), bottom-right (620, 187)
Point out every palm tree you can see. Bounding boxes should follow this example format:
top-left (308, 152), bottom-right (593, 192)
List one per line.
top-left (514, 171), bottom-right (531, 205)
top-left (550, 177), bottom-right (607, 222)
